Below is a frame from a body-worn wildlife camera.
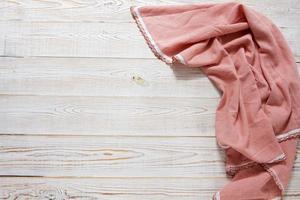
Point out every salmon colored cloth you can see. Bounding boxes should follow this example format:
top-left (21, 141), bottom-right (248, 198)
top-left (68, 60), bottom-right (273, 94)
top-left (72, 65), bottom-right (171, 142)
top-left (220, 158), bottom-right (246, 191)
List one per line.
top-left (130, 2), bottom-right (300, 199)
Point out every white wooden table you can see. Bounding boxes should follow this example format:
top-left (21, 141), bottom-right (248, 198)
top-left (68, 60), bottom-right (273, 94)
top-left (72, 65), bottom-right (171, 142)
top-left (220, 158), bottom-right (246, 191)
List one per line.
top-left (0, 0), bottom-right (299, 199)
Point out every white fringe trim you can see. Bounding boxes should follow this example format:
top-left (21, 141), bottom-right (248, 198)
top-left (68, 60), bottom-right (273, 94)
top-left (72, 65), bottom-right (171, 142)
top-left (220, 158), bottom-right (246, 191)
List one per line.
top-left (262, 164), bottom-right (284, 192)
top-left (214, 191), bottom-right (221, 200)
top-left (267, 153), bottom-right (286, 163)
top-left (132, 6), bottom-right (189, 66)
top-left (226, 127), bottom-right (300, 174)
top-left (271, 197), bottom-right (282, 200)
top-left (174, 54), bottom-right (187, 65)
top-left (277, 128), bottom-right (300, 142)
top-left (132, 6), bottom-right (173, 64)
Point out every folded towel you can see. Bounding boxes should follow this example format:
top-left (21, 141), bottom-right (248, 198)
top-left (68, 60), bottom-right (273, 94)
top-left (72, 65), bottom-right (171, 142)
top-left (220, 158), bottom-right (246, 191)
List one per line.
top-left (130, 2), bottom-right (300, 199)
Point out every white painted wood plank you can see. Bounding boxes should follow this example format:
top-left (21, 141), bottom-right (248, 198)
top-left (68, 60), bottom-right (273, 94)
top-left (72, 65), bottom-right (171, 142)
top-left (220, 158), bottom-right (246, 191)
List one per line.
top-left (0, 135), bottom-right (226, 177)
top-left (0, 22), bottom-right (145, 58)
top-left (0, 57), bottom-right (219, 98)
top-left (0, 20), bottom-right (299, 61)
top-left (0, 95), bottom-right (217, 136)
top-left (0, 176), bottom-right (298, 199)
top-left (0, 177), bottom-right (230, 200)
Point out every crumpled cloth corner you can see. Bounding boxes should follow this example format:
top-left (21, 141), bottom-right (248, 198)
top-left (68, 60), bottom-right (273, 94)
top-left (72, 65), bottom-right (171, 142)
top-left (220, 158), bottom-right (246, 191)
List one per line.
top-left (130, 2), bottom-right (300, 199)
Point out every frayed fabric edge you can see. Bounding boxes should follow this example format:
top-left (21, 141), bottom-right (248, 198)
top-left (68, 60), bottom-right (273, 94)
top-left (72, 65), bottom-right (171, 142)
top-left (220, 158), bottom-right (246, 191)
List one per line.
top-left (225, 130), bottom-right (300, 198)
top-left (226, 129), bottom-right (300, 176)
top-left (130, 6), bottom-right (186, 66)
top-left (262, 164), bottom-right (285, 193)
top-left (212, 191), bottom-right (221, 200)
top-left (226, 153), bottom-right (286, 177)
top-left (212, 191), bottom-right (282, 200)
top-left (213, 191), bottom-right (282, 200)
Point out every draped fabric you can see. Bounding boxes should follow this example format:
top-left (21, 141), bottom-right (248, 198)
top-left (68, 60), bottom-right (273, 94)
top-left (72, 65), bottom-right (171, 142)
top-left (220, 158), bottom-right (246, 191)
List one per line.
top-left (130, 2), bottom-right (300, 199)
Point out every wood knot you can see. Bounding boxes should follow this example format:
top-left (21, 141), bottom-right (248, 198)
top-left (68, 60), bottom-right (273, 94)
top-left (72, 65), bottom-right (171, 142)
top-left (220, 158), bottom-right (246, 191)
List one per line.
top-left (132, 75), bottom-right (148, 86)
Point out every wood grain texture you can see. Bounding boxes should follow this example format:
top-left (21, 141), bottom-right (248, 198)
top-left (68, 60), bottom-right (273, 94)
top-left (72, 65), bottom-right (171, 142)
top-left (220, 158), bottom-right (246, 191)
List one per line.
top-left (0, 135), bottom-right (299, 178)
top-left (0, 95), bottom-right (217, 136)
top-left (0, 177), bottom-right (299, 200)
top-left (0, 57), bottom-right (219, 98)
top-left (0, 0), bottom-right (300, 199)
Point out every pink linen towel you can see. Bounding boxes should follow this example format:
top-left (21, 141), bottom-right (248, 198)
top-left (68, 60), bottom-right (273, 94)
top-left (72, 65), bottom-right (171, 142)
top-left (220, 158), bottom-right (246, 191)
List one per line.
top-left (130, 2), bottom-right (300, 199)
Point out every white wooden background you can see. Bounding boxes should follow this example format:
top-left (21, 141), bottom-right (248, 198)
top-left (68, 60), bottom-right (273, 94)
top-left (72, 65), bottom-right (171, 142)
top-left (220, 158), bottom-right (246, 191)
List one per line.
top-left (0, 0), bottom-right (299, 199)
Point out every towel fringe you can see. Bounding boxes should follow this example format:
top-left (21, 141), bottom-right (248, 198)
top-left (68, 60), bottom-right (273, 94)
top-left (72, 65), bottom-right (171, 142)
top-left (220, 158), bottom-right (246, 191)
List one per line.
top-left (225, 130), bottom-right (300, 196)
top-left (130, 6), bottom-right (174, 65)
top-left (262, 164), bottom-right (285, 193)
top-left (226, 129), bottom-right (300, 176)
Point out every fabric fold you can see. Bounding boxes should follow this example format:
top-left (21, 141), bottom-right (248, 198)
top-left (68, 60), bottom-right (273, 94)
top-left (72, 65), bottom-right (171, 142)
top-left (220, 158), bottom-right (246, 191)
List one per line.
top-left (130, 2), bottom-right (300, 199)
